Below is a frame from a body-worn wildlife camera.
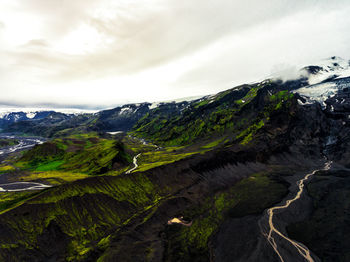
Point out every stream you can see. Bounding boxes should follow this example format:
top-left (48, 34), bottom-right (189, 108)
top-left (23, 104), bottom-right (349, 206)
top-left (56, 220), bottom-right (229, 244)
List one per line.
top-left (126, 153), bottom-right (141, 174)
top-left (264, 161), bottom-right (332, 262)
top-left (0, 135), bottom-right (45, 156)
top-left (0, 135), bottom-right (51, 192)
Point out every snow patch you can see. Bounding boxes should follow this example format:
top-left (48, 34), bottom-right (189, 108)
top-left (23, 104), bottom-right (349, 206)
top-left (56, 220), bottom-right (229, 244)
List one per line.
top-left (26, 112), bottom-right (36, 119)
top-left (293, 82), bottom-right (339, 104)
top-left (304, 56), bottom-right (350, 85)
top-left (107, 131), bottom-right (123, 135)
top-left (119, 107), bottom-right (132, 115)
top-left (0, 107), bottom-right (97, 119)
top-left (149, 103), bottom-right (160, 109)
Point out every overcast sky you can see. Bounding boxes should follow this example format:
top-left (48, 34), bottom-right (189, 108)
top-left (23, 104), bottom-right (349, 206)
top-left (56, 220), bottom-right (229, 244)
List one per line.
top-left (1, 0), bottom-right (350, 109)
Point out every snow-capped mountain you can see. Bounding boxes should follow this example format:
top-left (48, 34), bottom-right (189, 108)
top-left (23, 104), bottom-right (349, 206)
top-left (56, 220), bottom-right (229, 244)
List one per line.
top-left (0, 112), bottom-right (29, 123)
top-left (2, 56), bottom-right (350, 136)
top-left (0, 107), bottom-right (97, 119)
top-left (301, 56), bottom-right (350, 84)
top-left (290, 56), bottom-right (350, 105)
top-left (0, 107), bottom-right (98, 130)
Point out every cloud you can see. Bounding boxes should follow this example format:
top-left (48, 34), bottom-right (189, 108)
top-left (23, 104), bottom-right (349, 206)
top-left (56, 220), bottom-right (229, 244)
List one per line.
top-left (0, 0), bottom-right (350, 108)
top-left (21, 39), bottom-right (50, 48)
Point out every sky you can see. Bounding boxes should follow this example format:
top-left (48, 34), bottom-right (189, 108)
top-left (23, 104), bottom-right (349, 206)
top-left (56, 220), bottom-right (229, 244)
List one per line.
top-left (1, 0), bottom-right (350, 109)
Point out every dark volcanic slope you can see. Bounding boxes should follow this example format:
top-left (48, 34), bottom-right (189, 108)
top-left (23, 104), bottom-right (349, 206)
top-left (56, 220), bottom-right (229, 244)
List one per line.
top-left (287, 168), bottom-right (350, 262)
top-left (0, 81), bottom-right (335, 261)
top-left (0, 147), bottom-right (320, 262)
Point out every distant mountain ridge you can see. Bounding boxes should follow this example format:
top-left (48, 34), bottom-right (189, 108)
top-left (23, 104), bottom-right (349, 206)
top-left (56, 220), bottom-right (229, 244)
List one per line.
top-left (2, 56), bottom-right (350, 138)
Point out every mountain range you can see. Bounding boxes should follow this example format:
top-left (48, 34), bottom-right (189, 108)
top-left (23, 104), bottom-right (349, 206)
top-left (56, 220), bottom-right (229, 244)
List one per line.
top-left (0, 56), bottom-right (350, 261)
top-left (1, 57), bottom-right (348, 137)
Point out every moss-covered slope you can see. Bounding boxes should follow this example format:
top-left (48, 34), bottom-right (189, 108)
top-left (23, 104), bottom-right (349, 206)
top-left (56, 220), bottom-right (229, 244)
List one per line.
top-left (16, 134), bottom-right (132, 175)
top-left (132, 81), bottom-right (295, 146)
top-left (0, 145), bottom-right (291, 262)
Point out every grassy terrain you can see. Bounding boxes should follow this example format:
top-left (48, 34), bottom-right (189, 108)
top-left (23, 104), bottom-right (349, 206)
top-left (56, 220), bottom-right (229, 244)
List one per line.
top-left (0, 171), bottom-right (171, 261)
top-left (121, 135), bottom-right (159, 154)
top-left (0, 191), bottom-right (40, 214)
top-left (135, 149), bottom-right (196, 173)
top-left (126, 137), bottom-right (230, 173)
top-left (20, 171), bottom-right (89, 185)
top-left (0, 165), bottom-right (15, 174)
top-left (35, 160), bottom-right (65, 171)
top-left (15, 133), bottom-right (132, 176)
top-left (201, 138), bottom-right (227, 149)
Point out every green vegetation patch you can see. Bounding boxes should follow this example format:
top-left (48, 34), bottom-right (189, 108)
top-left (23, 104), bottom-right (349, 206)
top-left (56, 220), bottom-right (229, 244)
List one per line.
top-left (0, 191), bottom-right (40, 213)
top-left (235, 85), bottom-right (262, 106)
top-left (35, 160), bottom-right (65, 171)
top-left (15, 134), bottom-right (132, 176)
top-left (0, 165), bottom-right (15, 174)
top-left (269, 90), bottom-right (294, 110)
top-left (237, 120), bottom-right (265, 145)
top-left (134, 147), bottom-right (196, 173)
top-left (21, 171), bottom-right (89, 184)
top-left (201, 138), bottom-right (226, 149)
top-left (61, 139), bottom-right (131, 175)
top-left (132, 81), bottom-right (296, 147)
top-left (0, 172), bottom-right (168, 261)
top-left (16, 141), bottom-right (65, 169)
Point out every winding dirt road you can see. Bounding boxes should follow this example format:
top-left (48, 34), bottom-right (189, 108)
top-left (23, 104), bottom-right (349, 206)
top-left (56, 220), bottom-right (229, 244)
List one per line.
top-left (264, 161), bottom-right (332, 262)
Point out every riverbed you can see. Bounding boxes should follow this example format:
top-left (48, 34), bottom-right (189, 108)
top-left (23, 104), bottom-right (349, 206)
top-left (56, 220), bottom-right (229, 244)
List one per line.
top-left (0, 135), bottom-right (50, 191)
top-left (0, 135), bottom-right (45, 157)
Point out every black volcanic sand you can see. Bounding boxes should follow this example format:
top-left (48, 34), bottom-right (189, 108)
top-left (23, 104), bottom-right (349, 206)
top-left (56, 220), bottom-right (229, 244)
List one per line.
top-left (287, 168), bottom-right (350, 262)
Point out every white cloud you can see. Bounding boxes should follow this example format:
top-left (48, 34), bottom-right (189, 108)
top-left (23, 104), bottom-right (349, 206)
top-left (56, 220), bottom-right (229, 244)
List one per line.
top-left (0, 0), bottom-right (350, 108)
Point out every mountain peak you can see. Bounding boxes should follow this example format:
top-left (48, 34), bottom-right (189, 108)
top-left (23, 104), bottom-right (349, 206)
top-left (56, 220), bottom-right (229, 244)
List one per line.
top-left (301, 56), bottom-right (350, 84)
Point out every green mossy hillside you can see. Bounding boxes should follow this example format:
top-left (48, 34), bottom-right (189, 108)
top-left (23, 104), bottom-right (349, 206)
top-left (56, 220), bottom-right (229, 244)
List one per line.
top-left (0, 192), bottom-right (39, 214)
top-left (132, 81), bottom-right (296, 147)
top-left (15, 134), bottom-right (132, 175)
top-left (0, 165), bottom-right (15, 174)
top-left (0, 171), bottom-right (174, 261)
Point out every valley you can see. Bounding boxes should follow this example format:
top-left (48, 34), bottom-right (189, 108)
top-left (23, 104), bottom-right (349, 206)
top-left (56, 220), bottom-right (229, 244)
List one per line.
top-left (0, 57), bottom-right (350, 261)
